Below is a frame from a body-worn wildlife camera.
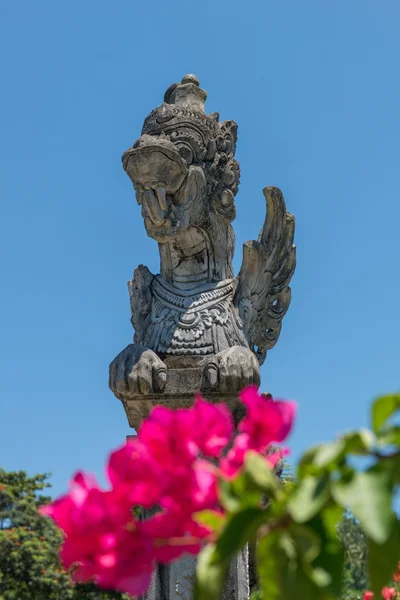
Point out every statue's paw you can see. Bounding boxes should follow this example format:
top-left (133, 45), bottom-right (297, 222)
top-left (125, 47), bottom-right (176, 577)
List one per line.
top-left (205, 346), bottom-right (260, 393)
top-left (109, 344), bottom-right (167, 397)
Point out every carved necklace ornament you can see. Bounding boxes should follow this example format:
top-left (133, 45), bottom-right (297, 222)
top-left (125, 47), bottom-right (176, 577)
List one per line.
top-left (133, 276), bottom-right (248, 357)
top-left (109, 74), bottom-right (296, 404)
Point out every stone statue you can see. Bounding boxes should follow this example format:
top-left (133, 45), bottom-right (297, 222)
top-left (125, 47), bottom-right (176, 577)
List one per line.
top-left (108, 74), bottom-right (296, 600)
top-left (109, 74), bottom-right (296, 429)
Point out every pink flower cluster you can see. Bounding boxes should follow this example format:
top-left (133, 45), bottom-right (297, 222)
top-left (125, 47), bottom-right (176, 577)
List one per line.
top-left (363, 560), bottom-right (400, 600)
top-left (364, 588), bottom-right (397, 600)
top-left (40, 387), bottom-right (295, 596)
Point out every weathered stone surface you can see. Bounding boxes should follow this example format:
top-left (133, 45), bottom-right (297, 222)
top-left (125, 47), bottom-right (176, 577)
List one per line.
top-left (221, 547), bottom-right (249, 600)
top-left (141, 549), bottom-right (249, 600)
top-left (109, 74), bottom-right (296, 421)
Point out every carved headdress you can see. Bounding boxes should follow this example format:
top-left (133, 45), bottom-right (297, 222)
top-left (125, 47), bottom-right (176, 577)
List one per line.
top-left (141, 74), bottom-right (240, 221)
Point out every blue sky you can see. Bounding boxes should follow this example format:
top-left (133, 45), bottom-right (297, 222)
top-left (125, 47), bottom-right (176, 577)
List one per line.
top-left (1, 0), bottom-right (399, 496)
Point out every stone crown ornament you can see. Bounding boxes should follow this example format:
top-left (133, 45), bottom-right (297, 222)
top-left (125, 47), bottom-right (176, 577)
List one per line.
top-left (109, 74), bottom-right (296, 429)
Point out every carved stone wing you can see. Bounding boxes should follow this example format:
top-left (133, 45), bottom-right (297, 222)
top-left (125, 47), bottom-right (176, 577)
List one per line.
top-left (234, 186), bottom-right (296, 365)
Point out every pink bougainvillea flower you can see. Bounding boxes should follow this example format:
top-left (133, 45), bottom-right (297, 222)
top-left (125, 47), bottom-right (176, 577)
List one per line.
top-left (220, 433), bottom-right (251, 478)
top-left (266, 447), bottom-right (290, 469)
top-left (191, 459), bottom-right (219, 510)
top-left (158, 459), bottom-right (218, 517)
top-left (39, 471), bottom-right (107, 531)
top-left (40, 386), bottom-right (298, 598)
top-left (220, 434), bottom-right (288, 478)
top-left (239, 386), bottom-right (296, 451)
top-left (393, 560), bottom-right (400, 582)
top-left (138, 398), bottom-right (233, 471)
top-left (190, 397), bottom-right (234, 457)
top-left (139, 406), bottom-right (197, 469)
top-left (156, 466), bottom-right (195, 514)
top-left (363, 592), bottom-right (374, 600)
top-left (381, 588), bottom-right (396, 600)
top-left (139, 509), bottom-right (210, 564)
top-left (70, 527), bottom-right (155, 596)
top-left (40, 472), bottom-right (130, 558)
top-left (107, 438), bottom-right (166, 508)
top-left (41, 472), bottom-right (156, 596)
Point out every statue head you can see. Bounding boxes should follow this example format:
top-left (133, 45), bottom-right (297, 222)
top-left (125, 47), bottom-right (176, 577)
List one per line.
top-left (122, 75), bottom-right (240, 279)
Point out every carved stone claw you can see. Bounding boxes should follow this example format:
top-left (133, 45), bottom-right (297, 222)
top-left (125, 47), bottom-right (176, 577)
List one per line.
top-left (205, 363), bottom-right (218, 389)
top-left (205, 346), bottom-right (260, 394)
top-left (109, 344), bottom-right (167, 398)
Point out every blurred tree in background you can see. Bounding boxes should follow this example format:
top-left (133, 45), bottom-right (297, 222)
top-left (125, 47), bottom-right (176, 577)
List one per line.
top-left (338, 513), bottom-right (368, 600)
top-left (0, 469), bottom-right (129, 600)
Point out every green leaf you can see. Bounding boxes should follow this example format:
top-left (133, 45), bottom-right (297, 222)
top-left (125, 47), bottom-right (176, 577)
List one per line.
top-left (320, 503), bottom-right (344, 540)
top-left (288, 474), bottom-right (330, 523)
top-left (367, 518), bottom-right (400, 595)
top-left (331, 467), bottom-right (394, 543)
top-left (308, 567), bottom-right (331, 588)
top-left (342, 430), bottom-right (376, 455)
top-left (372, 394), bottom-right (400, 434)
top-left (257, 532), bottom-right (286, 600)
top-left (289, 524), bottom-right (321, 563)
top-left (279, 530), bottom-right (296, 561)
top-left (288, 565), bottom-right (331, 600)
top-left (313, 441), bottom-right (345, 469)
top-left (303, 511), bottom-right (345, 598)
top-left (244, 451), bottom-right (280, 495)
top-left (297, 446), bottom-right (321, 477)
top-left (194, 544), bottom-right (229, 600)
top-left (231, 473), bottom-right (266, 508)
top-left (258, 531), bottom-right (333, 600)
top-left (212, 507), bottom-right (265, 565)
top-left (257, 509), bottom-right (343, 600)
top-left (393, 455), bottom-right (400, 483)
top-left (218, 477), bottom-right (242, 513)
top-left (313, 430), bottom-right (375, 469)
top-left (376, 425), bottom-right (400, 447)
top-left (219, 463), bottom-right (272, 513)
top-left (193, 510), bottom-right (225, 533)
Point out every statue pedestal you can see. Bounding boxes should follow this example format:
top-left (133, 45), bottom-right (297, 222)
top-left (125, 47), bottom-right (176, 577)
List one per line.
top-left (120, 365), bottom-right (247, 431)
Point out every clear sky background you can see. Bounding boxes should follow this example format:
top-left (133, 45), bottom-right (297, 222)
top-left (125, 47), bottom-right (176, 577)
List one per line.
top-left (1, 0), bottom-right (399, 496)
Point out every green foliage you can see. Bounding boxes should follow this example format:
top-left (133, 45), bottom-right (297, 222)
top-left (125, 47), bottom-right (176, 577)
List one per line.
top-left (195, 393), bottom-right (400, 600)
top-left (372, 395), bottom-right (400, 435)
top-left (249, 591), bottom-right (263, 600)
top-left (331, 467), bottom-right (394, 544)
top-left (338, 513), bottom-right (367, 599)
top-left (0, 469), bottom-right (129, 600)
top-left (367, 519), bottom-right (400, 596)
top-left (194, 544), bottom-right (230, 600)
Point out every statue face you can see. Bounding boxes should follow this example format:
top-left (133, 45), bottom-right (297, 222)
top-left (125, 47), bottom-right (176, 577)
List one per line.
top-left (122, 79), bottom-right (240, 247)
top-left (123, 134), bottom-right (208, 242)
top-left (121, 77), bottom-right (242, 282)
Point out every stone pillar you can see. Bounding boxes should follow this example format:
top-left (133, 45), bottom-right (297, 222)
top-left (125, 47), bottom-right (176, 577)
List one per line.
top-left (126, 368), bottom-right (249, 600)
top-left (142, 547), bottom-right (248, 600)
top-left (222, 547), bottom-right (249, 600)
